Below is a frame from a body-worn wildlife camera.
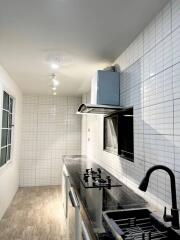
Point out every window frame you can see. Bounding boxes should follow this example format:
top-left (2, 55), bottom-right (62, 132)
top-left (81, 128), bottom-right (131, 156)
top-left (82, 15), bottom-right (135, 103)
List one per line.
top-left (0, 90), bottom-right (15, 168)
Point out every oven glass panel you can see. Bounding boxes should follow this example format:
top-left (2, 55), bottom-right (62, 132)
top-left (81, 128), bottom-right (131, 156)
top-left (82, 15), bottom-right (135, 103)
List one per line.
top-left (104, 108), bottom-right (134, 162)
top-left (104, 113), bottom-right (118, 154)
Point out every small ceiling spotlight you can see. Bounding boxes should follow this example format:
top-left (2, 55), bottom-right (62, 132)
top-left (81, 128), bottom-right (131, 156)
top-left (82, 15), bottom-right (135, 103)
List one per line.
top-left (45, 52), bottom-right (73, 70)
top-left (51, 73), bottom-right (60, 86)
top-left (52, 78), bottom-right (59, 86)
top-left (49, 73), bottom-right (59, 95)
top-left (51, 62), bottom-right (59, 70)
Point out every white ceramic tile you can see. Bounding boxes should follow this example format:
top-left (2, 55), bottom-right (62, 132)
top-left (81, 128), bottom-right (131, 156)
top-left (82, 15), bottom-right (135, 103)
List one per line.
top-left (172, 0), bottom-right (180, 31)
top-left (174, 99), bottom-right (180, 136)
top-left (174, 136), bottom-right (180, 172)
top-left (134, 108), bottom-right (144, 134)
top-left (143, 48), bottom-right (156, 80)
top-left (173, 62), bottom-right (180, 99)
top-left (144, 20), bottom-right (156, 54)
top-left (162, 2), bottom-right (171, 38)
top-left (155, 41), bottom-right (164, 74)
top-left (163, 35), bottom-right (173, 69)
top-left (163, 67), bottom-right (173, 102)
top-left (175, 171), bottom-right (180, 208)
top-left (156, 11), bottom-right (163, 44)
top-left (144, 134), bottom-right (174, 167)
top-left (134, 133), bottom-right (144, 160)
top-left (144, 101), bottom-right (173, 135)
top-left (144, 68), bottom-right (173, 107)
top-left (172, 27), bottom-right (180, 65)
top-left (144, 76), bottom-right (156, 107)
top-left (126, 158), bottom-right (145, 184)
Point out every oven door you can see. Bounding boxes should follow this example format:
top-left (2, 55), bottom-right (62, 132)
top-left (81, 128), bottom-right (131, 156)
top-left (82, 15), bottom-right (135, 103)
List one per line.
top-left (67, 187), bottom-right (82, 240)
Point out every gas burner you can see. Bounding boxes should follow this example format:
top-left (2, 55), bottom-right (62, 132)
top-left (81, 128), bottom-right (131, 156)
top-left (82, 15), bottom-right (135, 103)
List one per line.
top-left (82, 168), bottom-right (112, 189)
top-left (84, 168), bottom-right (102, 181)
top-left (93, 179), bottom-right (108, 186)
top-left (85, 168), bottom-right (102, 176)
top-left (93, 176), bottom-right (111, 188)
top-left (96, 179), bottom-right (107, 183)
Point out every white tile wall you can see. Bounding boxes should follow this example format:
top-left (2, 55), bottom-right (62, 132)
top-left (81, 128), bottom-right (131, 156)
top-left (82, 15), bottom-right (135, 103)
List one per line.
top-left (81, 0), bottom-right (180, 212)
top-left (20, 95), bottom-right (81, 186)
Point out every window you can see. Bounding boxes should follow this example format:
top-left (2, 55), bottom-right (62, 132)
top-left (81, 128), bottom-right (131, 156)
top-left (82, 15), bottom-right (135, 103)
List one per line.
top-left (103, 107), bottom-right (134, 162)
top-left (0, 91), bottom-right (14, 167)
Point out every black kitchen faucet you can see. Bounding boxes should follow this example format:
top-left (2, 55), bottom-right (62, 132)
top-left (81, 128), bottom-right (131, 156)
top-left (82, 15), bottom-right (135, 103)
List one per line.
top-left (139, 165), bottom-right (180, 229)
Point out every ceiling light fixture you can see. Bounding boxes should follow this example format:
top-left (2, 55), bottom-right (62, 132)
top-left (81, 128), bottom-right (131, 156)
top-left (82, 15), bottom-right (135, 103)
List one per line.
top-left (52, 77), bottom-right (59, 86)
top-left (45, 52), bottom-right (73, 70)
top-left (50, 73), bottom-right (60, 87)
top-left (51, 62), bottom-right (59, 70)
top-left (49, 73), bottom-right (59, 96)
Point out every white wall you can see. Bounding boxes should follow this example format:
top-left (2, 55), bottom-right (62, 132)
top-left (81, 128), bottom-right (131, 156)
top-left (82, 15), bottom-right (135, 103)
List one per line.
top-left (20, 95), bottom-right (81, 186)
top-left (0, 65), bottom-right (22, 220)
top-left (81, 0), bottom-right (180, 213)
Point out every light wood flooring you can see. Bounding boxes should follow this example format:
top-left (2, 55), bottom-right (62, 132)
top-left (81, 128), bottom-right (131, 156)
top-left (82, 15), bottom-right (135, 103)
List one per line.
top-left (0, 186), bottom-right (63, 240)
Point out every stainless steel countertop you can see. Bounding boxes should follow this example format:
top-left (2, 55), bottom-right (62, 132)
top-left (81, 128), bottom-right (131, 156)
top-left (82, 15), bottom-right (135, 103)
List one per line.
top-left (63, 155), bottom-right (148, 239)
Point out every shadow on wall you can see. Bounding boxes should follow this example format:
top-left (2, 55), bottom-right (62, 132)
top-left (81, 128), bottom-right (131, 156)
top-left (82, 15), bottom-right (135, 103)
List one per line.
top-left (119, 59), bottom-right (178, 208)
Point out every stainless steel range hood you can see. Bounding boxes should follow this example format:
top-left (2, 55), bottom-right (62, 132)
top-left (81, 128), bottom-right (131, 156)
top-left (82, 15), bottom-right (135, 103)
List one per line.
top-left (77, 69), bottom-right (121, 115)
top-left (77, 104), bottom-right (123, 115)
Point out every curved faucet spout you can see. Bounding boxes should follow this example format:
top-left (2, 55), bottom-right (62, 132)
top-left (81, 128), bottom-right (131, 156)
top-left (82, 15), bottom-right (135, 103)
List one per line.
top-left (139, 165), bottom-right (177, 209)
top-left (139, 165), bottom-right (179, 229)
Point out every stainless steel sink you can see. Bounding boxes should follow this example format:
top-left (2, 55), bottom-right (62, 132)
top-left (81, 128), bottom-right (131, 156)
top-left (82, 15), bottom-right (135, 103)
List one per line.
top-left (103, 208), bottom-right (180, 240)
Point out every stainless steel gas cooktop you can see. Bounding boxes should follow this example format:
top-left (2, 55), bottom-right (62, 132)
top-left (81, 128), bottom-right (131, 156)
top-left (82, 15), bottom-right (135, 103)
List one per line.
top-left (80, 168), bottom-right (122, 190)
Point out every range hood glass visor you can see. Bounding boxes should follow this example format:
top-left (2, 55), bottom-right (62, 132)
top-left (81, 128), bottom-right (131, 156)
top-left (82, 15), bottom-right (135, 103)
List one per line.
top-left (77, 104), bottom-right (123, 115)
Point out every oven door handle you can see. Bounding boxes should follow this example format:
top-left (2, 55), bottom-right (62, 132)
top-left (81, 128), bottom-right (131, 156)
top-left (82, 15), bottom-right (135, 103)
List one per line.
top-left (82, 220), bottom-right (91, 240)
top-left (69, 187), bottom-right (80, 208)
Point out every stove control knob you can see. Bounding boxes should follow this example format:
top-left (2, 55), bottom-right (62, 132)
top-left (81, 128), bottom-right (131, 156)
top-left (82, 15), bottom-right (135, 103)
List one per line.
top-left (106, 176), bottom-right (111, 184)
top-left (86, 169), bottom-right (91, 174)
top-left (84, 174), bottom-right (89, 183)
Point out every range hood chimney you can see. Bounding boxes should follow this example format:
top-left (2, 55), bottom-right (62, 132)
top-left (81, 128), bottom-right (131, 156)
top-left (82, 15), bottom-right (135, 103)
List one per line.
top-left (77, 68), bottom-right (122, 115)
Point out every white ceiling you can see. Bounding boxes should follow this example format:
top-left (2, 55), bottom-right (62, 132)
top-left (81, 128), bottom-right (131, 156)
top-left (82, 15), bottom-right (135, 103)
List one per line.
top-left (0, 0), bottom-right (168, 96)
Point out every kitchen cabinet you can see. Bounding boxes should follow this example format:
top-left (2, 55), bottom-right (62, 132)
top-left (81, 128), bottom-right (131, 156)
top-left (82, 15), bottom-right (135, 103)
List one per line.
top-left (67, 186), bottom-right (82, 240)
top-left (62, 163), bottom-right (89, 240)
top-left (62, 164), bottom-right (70, 218)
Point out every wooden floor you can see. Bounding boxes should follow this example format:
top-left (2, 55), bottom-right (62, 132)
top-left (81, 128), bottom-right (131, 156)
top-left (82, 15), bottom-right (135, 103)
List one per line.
top-left (0, 186), bottom-right (63, 240)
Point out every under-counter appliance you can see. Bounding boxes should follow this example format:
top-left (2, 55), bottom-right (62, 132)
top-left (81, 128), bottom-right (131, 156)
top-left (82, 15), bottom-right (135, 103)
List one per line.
top-left (68, 186), bottom-right (82, 240)
top-left (62, 165), bottom-right (81, 239)
top-left (62, 163), bottom-right (93, 240)
top-left (62, 164), bottom-right (70, 218)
